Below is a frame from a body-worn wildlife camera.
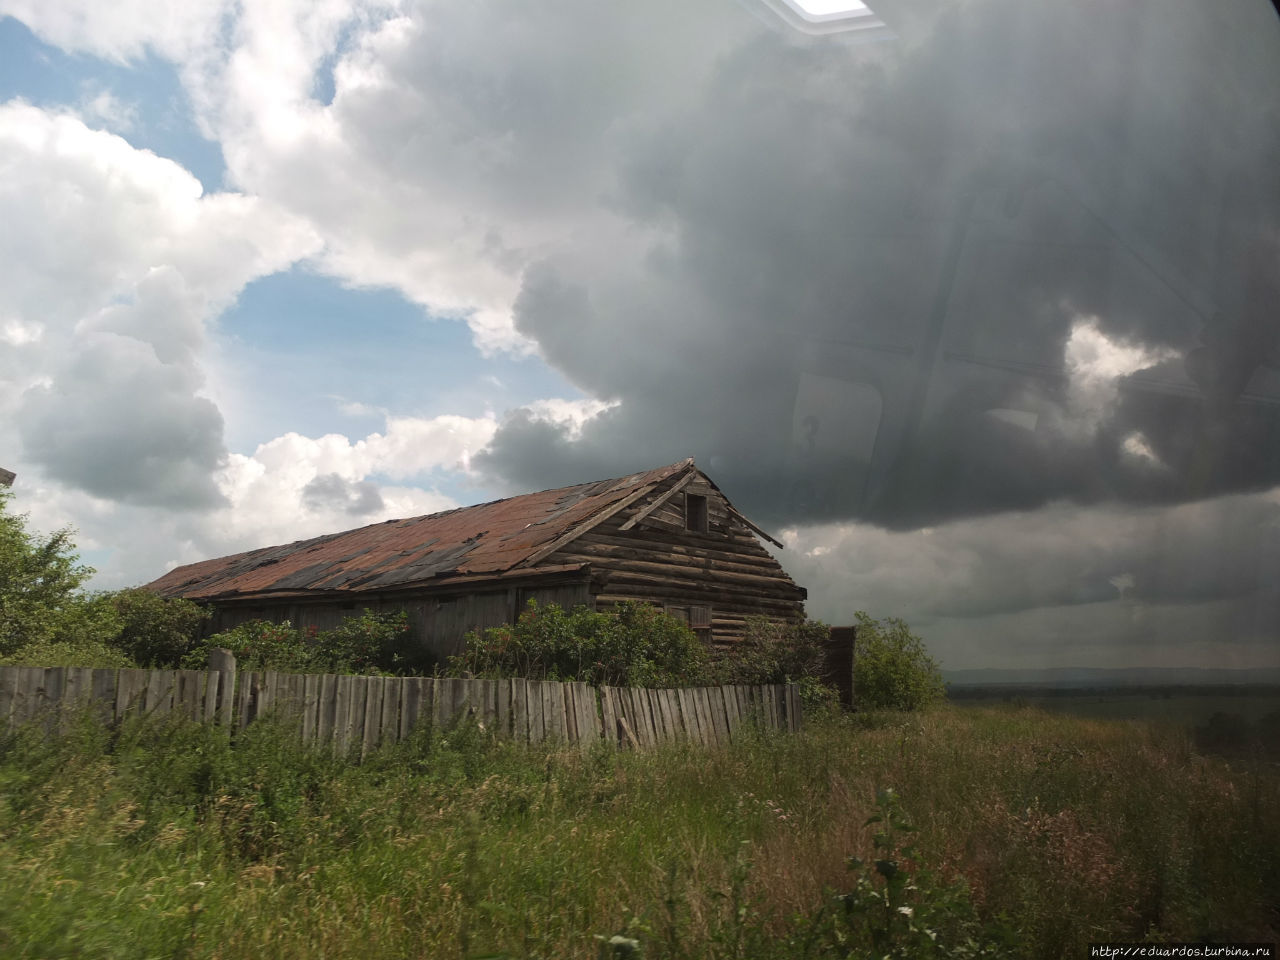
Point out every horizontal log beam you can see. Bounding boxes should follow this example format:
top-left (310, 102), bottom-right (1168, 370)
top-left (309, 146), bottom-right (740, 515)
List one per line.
top-left (569, 532), bottom-right (781, 567)
top-left (595, 582), bottom-right (806, 612)
top-left (603, 569), bottom-right (806, 600)
top-left (554, 547), bottom-right (793, 581)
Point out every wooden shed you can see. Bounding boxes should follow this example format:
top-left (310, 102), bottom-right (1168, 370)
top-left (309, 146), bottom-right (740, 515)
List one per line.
top-left (144, 459), bottom-right (807, 664)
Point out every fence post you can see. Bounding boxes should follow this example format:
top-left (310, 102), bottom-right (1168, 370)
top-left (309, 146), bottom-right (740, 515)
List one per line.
top-left (209, 648), bottom-right (236, 728)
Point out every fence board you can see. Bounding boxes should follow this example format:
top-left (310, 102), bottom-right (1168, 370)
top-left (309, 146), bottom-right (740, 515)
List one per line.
top-left (315, 675), bottom-right (336, 744)
top-left (511, 679), bottom-right (529, 741)
top-left (660, 689), bottom-right (682, 742)
top-left (331, 675), bottom-right (353, 753)
top-left (350, 677), bottom-right (373, 755)
top-left (712, 687), bottom-right (733, 745)
top-left (615, 688), bottom-right (637, 746)
top-left (640, 688), bottom-right (659, 744)
top-left (380, 677), bottom-right (401, 746)
top-left (653, 689), bottom-right (670, 743)
top-left (496, 679), bottom-right (511, 737)
top-left (481, 679), bottom-right (500, 730)
top-left (399, 677), bottom-right (423, 740)
top-left (173, 670), bottom-right (198, 720)
top-left (10, 667), bottom-right (37, 725)
top-left (202, 670), bottom-right (221, 726)
top-left (0, 667), bottom-right (16, 725)
top-left (114, 668), bottom-right (146, 720)
top-left (674, 687), bottom-right (695, 742)
top-left (709, 687), bottom-right (727, 745)
top-left (542, 680), bottom-right (565, 741)
top-left (572, 683), bottom-right (600, 745)
top-left (13, 667), bottom-right (36, 724)
top-left (432, 678), bottom-right (456, 728)
top-left (698, 687), bottom-right (717, 745)
top-left (528, 680), bottom-right (547, 742)
top-left (640, 688), bottom-right (661, 745)
top-left (685, 687), bottom-right (705, 746)
top-left (300, 674), bottom-right (319, 741)
top-left (358, 675), bottom-right (381, 757)
top-left (697, 687), bottom-right (717, 745)
top-left (720, 685), bottom-right (740, 740)
top-left (598, 686), bottom-right (617, 745)
top-left (630, 688), bottom-right (653, 748)
top-left (62, 666), bottom-right (92, 707)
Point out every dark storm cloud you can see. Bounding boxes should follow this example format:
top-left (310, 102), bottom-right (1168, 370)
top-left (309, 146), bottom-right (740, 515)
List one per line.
top-left (477, 0), bottom-right (1280, 532)
top-left (778, 488), bottom-right (1280, 667)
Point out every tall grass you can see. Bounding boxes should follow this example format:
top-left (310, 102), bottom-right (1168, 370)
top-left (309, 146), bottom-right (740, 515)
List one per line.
top-left (0, 703), bottom-right (1275, 958)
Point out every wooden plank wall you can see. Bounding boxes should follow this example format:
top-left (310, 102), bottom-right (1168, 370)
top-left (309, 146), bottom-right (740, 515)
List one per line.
top-left (0, 665), bottom-right (800, 754)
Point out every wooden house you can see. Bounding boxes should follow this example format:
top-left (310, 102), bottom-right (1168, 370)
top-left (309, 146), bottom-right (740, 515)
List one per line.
top-left (144, 459), bottom-right (807, 663)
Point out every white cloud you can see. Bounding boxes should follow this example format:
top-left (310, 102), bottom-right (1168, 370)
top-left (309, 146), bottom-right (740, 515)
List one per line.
top-left (0, 101), bottom-right (320, 507)
top-left (1062, 316), bottom-right (1179, 433)
top-left (0, 0), bottom-right (232, 63)
top-left (76, 87), bottom-right (139, 132)
top-left (521, 398), bottom-right (620, 440)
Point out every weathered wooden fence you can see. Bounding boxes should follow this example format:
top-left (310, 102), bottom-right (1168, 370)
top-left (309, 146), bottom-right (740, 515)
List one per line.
top-left (0, 662), bottom-right (801, 755)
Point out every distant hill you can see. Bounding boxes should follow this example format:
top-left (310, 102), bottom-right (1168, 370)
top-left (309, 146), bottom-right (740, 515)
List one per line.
top-left (944, 666), bottom-right (1280, 688)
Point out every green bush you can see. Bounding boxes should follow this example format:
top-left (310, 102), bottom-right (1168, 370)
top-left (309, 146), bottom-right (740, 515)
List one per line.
top-left (710, 615), bottom-right (829, 686)
top-left (181, 619), bottom-right (318, 672)
top-left (104, 588), bottom-right (210, 667)
top-left (852, 611), bottom-right (945, 711)
top-left (313, 608), bottom-right (413, 673)
top-left (0, 636), bottom-right (136, 669)
top-left (450, 599), bottom-right (710, 687)
top-left (180, 610), bottom-right (413, 674)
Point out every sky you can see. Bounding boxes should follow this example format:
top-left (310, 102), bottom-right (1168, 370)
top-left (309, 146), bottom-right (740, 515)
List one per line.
top-left (1, 0), bottom-right (1278, 670)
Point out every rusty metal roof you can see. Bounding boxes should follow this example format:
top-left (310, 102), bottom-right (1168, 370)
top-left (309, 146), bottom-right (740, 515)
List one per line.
top-left (145, 460), bottom-right (696, 601)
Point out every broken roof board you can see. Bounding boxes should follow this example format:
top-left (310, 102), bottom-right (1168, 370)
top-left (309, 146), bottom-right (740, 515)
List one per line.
top-left (146, 460), bottom-right (697, 601)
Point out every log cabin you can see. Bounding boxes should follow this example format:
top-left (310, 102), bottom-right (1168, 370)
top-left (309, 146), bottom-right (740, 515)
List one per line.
top-left (144, 459), bottom-right (807, 665)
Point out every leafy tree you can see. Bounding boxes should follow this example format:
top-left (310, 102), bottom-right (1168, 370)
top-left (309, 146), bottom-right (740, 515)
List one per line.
top-left (851, 611), bottom-right (945, 711)
top-left (0, 489), bottom-right (115, 658)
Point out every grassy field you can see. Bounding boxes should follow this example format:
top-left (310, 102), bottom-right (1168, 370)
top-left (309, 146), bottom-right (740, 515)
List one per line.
top-left (949, 688), bottom-right (1280, 726)
top-left (0, 703), bottom-right (1276, 959)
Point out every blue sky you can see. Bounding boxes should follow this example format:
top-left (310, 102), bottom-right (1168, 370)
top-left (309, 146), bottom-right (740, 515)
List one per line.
top-left (1, 0), bottom-right (1277, 670)
top-left (0, 16), bottom-right (225, 190)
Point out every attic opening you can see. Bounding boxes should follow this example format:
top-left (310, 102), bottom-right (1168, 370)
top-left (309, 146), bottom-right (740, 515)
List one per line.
top-left (685, 493), bottom-right (709, 533)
